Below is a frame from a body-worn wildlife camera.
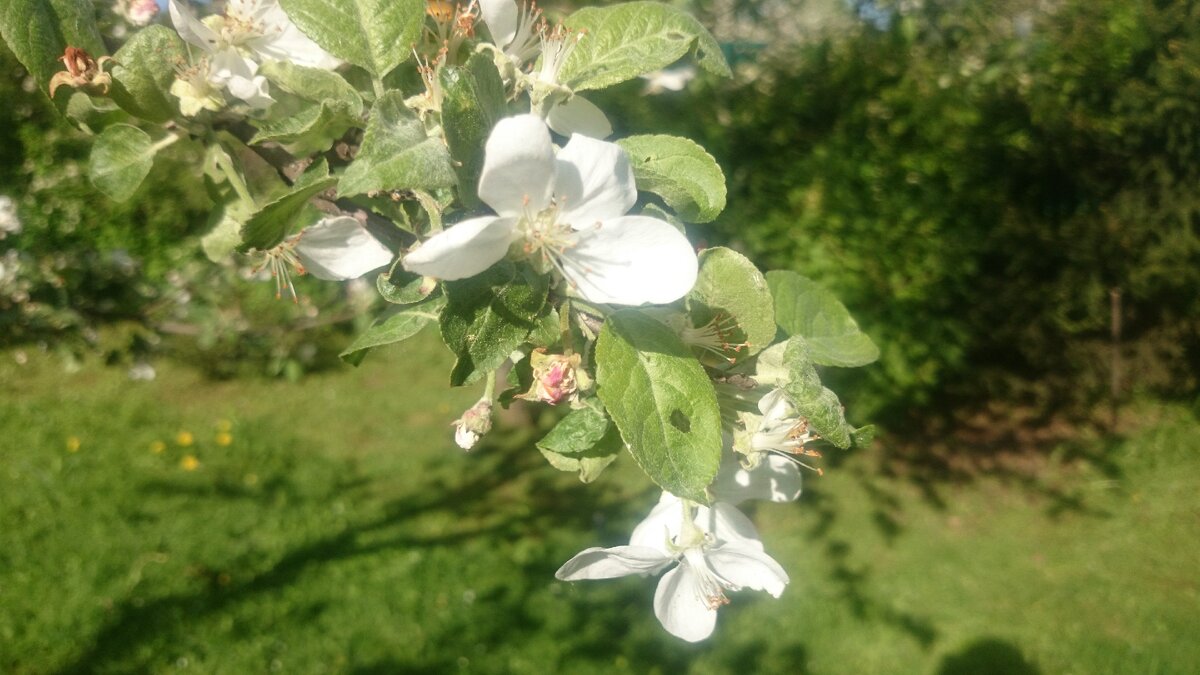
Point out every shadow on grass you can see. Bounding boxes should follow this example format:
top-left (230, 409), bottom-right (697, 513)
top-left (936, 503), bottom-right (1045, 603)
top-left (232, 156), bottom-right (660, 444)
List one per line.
top-left (54, 422), bottom-right (733, 673)
top-left (937, 637), bottom-right (1041, 675)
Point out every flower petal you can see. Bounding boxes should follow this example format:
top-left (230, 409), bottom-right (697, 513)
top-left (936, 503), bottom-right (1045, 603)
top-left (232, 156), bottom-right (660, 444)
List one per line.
top-left (478, 115), bottom-right (556, 217)
top-left (757, 388), bottom-right (791, 419)
top-left (248, 3), bottom-right (342, 69)
top-left (699, 502), bottom-right (765, 550)
top-left (555, 545), bottom-right (674, 580)
top-left (711, 452), bottom-right (803, 505)
top-left (294, 216), bottom-right (393, 280)
top-left (169, 0), bottom-right (221, 52)
top-left (403, 216), bottom-right (516, 280)
top-left (559, 216), bottom-right (697, 305)
top-left (553, 132), bottom-right (634, 228)
top-left (546, 95), bottom-right (613, 140)
top-left (478, 0), bottom-right (518, 48)
top-left (630, 492), bottom-right (685, 552)
top-left (653, 565), bottom-right (719, 642)
top-left (706, 542), bottom-right (790, 598)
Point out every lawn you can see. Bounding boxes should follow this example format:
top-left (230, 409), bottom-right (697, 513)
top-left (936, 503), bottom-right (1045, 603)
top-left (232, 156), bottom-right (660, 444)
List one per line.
top-left (1, 330), bottom-right (1197, 674)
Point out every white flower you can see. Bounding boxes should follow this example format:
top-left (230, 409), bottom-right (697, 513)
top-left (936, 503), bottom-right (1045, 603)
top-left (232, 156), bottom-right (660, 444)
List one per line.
top-left (711, 449), bottom-right (803, 504)
top-left (641, 65), bottom-right (697, 95)
top-left (534, 25), bottom-right (611, 138)
top-left (258, 216), bottom-right (393, 300)
top-left (169, 0), bottom-right (340, 70)
top-left (477, 0), bottom-right (543, 69)
top-left (403, 115), bottom-right (697, 306)
top-left (744, 388), bottom-right (819, 455)
top-left (0, 196), bottom-right (21, 238)
top-left (556, 492), bottom-right (789, 642)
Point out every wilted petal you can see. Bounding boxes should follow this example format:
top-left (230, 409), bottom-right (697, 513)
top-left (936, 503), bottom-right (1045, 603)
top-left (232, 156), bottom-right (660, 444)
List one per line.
top-left (555, 545), bottom-right (673, 580)
top-left (554, 133), bottom-right (634, 228)
top-left (294, 216), bottom-right (393, 280)
top-left (559, 216), bottom-right (697, 305)
top-left (478, 115), bottom-right (556, 217)
top-left (478, 0), bottom-right (518, 48)
top-left (711, 452), bottom-right (803, 504)
top-left (403, 216), bottom-right (516, 280)
top-left (653, 565), bottom-right (718, 642)
top-left (705, 542), bottom-right (789, 597)
top-left (546, 95), bottom-right (613, 140)
top-left (169, 0), bottom-right (220, 52)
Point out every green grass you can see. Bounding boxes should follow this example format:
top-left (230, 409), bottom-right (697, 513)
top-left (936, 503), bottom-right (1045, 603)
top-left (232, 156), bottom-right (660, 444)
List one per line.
top-left (1, 331), bottom-right (1198, 674)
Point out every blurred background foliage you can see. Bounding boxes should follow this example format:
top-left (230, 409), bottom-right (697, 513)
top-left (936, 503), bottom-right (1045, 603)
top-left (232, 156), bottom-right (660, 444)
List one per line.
top-left (600, 0), bottom-right (1200, 426)
top-left (2, 0), bottom-right (1199, 416)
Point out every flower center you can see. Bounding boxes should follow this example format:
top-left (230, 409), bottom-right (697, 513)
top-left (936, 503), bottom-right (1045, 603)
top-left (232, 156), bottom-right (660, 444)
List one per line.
top-left (682, 548), bottom-right (732, 611)
top-left (253, 237), bottom-right (306, 302)
top-left (537, 23), bottom-right (584, 85)
top-left (679, 313), bottom-right (750, 363)
top-left (516, 199), bottom-right (579, 278)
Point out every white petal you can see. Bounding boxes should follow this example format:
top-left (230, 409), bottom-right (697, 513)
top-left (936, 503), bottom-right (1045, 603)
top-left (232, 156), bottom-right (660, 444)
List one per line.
top-left (294, 217), bottom-right (393, 280)
top-left (402, 216), bottom-right (516, 280)
top-left (554, 545), bottom-right (673, 580)
top-left (653, 565), bottom-right (718, 642)
top-left (554, 133), bottom-right (634, 228)
top-left (757, 388), bottom-right (791, 419)
top-left (546, 95), bottom-right (613, 140)
top-left (478, 0), bottom-right (518, 48)
top-left (629, 492), bottom-right (686, 552)
top-left (700, 502), bottom-right (765, 550)
top-left (169, 0), bottom-right (220, 52)
top-left (478, 115), bottom-right (556, 217)
top-left (226, 75), bottom-right (273, 108)
top-left (559, 216), bottom-right (697, 305)
top-left (705, 543), bottom-right (790, 598)
top-left (711, 452), bottom-right (803, 505)
top-left (249, 3), bottom-right (342, 69)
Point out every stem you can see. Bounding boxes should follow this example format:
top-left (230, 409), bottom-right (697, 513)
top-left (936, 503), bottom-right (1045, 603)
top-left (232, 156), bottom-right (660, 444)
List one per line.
top-left (215, 149), bottom-right (255, 208)
top-left (559, 298), bottom-right (574, 352)
top-left (372, 77), bottom-right (387, 100)
top-left (482, 370), bottom-right (497, 402)
top-left (149, 132), bottom-right (181, 154)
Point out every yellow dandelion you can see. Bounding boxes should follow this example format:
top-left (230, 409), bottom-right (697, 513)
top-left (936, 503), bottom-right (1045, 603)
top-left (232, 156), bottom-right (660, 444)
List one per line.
top-left (180, 455), bottom-right (200, 471)
top-left (176, 431), bottom-right (194, 447)
top-left (215, 431), bottom-right (233, 447)
top-left (149, 440), bottom-right (167, 454)
top-left (216, 419), bottom-right (233, 433)
top-left (66, 436), bottom-right (81, 453)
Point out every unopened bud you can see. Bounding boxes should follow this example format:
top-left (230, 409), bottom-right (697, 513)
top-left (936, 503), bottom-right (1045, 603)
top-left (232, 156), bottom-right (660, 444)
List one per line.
top-left (452, 399), bottom-right (493, 451)
top-left (520, 349), bottom-right (588, 405)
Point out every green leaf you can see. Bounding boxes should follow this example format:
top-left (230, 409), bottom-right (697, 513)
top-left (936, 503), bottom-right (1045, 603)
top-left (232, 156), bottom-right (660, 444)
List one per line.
top-left (781, 337), bottom-right (854, 449)
top-left (87, 124), bottom-right (157, 202)
top-left (278, 0), bottom-right (423, 77)
top-left (536, 404), bottom-right (623, 483)
top-left (558, 2), bottom-right (730, 92)
top-left (595, 309), bottom-right (722, 502)
top-left (376, 268), bottom-right (436, 304)
top-left (688, 247), bottom-right (775, 356)
top-left (260, 60), bottom-right (364, 111)
top-left (339, 91), bottom-right (457, 197)
top-left (0, 0), bottom-right (105, 99)
top-left (65, 92), bottom-right (128, 134)
top-left (439, 54), bottom-right (507, 209)
top-left (109, 26), bottom-right (186, 123)
top-left (441, 263), bottom-right (549, 386)
top-left (341, 294), bottom-right (446, 365)
top-left (617, 135), bottom-right (726, 223)
top-left (767, 270), bottom-right (879, 367)
top-left (239, 161), bottom-right (337, 251)
top-left (201, 210), bottom-right (243, 262)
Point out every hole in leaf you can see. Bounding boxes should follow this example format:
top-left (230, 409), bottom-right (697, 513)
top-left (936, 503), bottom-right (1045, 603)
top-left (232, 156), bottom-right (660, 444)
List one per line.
top-left (669, 410), bottom-right (691, 433)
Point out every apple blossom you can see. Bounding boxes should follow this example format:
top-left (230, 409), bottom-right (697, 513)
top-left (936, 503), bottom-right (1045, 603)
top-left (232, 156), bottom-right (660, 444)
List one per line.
top-left (257, 216), bottom-right (393, 300)
top-left (556, 492), bottom-right (789, 642)
top-left (403, 115), bottom-right (697, 306)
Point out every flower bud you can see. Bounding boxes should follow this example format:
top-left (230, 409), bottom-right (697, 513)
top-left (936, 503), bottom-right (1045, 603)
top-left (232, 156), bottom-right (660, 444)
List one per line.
top-left (452, 399), bottom-right (493, 451)
top-left (520, 349), bottom-right (587, 405)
